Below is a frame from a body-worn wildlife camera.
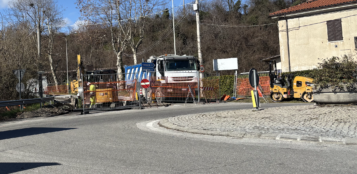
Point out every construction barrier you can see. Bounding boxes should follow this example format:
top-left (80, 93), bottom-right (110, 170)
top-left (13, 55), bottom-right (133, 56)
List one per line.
top-left (236, 76), bottom-right (270, 97)
top-left (149, 75), bottom-right (198, 102)
top-left (82, 78), bottom-right (137, 108)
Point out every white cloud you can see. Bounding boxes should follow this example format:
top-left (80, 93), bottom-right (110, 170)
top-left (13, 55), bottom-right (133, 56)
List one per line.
top-left (59, 17), bottom-right (71, 28)
top-left (0, 0), bottom-right (12, 8)
top-left (71, 20), bottom-right (90, 31)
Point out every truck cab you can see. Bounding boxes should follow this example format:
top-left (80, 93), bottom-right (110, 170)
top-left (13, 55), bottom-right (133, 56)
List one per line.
top-left (148, 54), bottom-right (200, 83)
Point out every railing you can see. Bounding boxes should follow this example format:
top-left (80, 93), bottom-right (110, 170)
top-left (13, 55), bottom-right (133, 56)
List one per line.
top-left (0, 97), bottom-right (55, 107)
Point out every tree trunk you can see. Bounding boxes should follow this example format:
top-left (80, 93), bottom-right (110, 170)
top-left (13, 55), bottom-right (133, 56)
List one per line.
top-left (48, 54), bottom-right (59, 92)
top-left (116, 51), bottom-right (124, 81)
top-left (131, 38), bottom-right (142, 65)
top-left (132, 47), bottom-right (137, 65)
top-left (47, 25), bottom-right (58, 92)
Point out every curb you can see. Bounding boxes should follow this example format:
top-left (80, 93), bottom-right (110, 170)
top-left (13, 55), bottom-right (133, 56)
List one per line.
top-left (158, 119), bottom-right (357, 145)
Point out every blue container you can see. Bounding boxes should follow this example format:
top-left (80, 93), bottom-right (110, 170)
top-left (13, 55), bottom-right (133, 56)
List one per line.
top-left (124, 63), bottom-right (154, 83)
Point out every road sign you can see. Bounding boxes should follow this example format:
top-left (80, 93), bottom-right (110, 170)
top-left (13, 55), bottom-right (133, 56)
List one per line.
top-left (249, 68), bottom-right (259, 88)
top-left (16, 83), bottom-right (25, 92)
top-left (142, 63), bottom-right (155, 71)
top-left (13, 69), bottom-right (26, 80)
top-left (199, 65), bottom-right (205, 73)
top-left (141, 79), bottom-right (150, 89)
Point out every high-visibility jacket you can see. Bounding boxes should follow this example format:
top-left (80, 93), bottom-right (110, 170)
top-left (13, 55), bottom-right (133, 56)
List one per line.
top-left (89, 84), bottom-right (96, 105)
top-left (89, 84), bottom-right (96, 92)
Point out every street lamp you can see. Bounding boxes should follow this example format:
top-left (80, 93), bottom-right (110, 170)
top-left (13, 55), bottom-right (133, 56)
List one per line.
top-left (29, 3), bottom-right (41, 71)
top-left (64, 36), bottom-right (69, 94)
top-left (29, 3), bottom-right (44, 101)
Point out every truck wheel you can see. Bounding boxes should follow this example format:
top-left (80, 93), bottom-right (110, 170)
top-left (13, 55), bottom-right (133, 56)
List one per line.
top-left (271, 93), bottom-right (283, 102)
top-left (302, 93), bottom-right (313, 102)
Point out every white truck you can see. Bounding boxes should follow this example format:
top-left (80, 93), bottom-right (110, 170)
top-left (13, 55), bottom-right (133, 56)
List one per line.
top-left (125, 54), bottom-right (200, 101)
top-left (147, 54), bottom-right (200, 83)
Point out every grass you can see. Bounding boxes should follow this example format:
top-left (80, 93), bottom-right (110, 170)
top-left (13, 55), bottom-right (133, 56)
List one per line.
top-left (0, 103), bottom-right (43, 121)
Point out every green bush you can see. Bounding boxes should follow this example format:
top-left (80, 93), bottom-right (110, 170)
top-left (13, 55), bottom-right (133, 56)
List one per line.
top-left (204, 75), bottom-right (235, 96)
top-left (282, 69), bottom-right (315, 78)
top-left (311, 56), bottom-right (357, 88)
top-left (219, 75), bottom-right (235, 96)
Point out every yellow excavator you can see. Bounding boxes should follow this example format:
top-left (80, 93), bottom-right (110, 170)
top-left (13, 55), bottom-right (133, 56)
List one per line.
top-left (269, 61), bottom-right (314, 102)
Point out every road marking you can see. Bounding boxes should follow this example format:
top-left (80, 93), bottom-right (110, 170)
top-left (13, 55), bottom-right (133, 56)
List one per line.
top-left (146, 120), bottom-right (161, 132)
top-left (138, 120), bottom-right (338, 150)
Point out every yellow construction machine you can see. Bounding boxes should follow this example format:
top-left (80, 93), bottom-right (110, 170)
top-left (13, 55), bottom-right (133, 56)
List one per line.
top-left (269, 61), bottom-right (314, 102)
top-left (71, 55), bottom-right (121, 107)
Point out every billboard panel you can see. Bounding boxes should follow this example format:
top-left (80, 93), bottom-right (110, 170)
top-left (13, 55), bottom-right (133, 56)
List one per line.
top-left (213, 58), bottom-right (238, 71)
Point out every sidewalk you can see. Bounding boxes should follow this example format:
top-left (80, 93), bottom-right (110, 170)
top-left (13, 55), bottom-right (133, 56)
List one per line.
top-left (158, 105), bottom-right (357, 145)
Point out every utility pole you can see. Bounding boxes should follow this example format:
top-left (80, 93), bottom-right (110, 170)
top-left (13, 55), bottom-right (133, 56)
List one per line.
top-left (172, 0), bottom-right (176, 55)
top-left (66, 37), bottom-right (69, 94)
top-left (183, 0), bottom-right (185, 14)
top-left (194, 0), bottom-right (203, 79)
top-left (37, 20), bottom-right (41, 69)
top-left (30, 3), bottom-right (43, 99)
top-left (29, 3), bottom-right (42, 70)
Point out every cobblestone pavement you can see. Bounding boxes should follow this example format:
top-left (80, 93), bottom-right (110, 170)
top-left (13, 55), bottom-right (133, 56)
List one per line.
top-left (159, 105), bottom-right (357, 144)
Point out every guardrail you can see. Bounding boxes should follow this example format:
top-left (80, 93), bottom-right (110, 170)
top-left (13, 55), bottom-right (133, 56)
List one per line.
top-left (0, 97), bottom-right (55, 108)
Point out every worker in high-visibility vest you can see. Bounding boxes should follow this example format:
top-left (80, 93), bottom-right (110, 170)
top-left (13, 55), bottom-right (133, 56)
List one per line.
top-left (75, 93), bottom-right (82, 109)
top-left (89, 82), bottom-right (96, 108)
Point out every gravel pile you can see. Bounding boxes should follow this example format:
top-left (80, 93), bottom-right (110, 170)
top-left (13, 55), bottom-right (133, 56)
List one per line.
top-left (17, 105), bottom-right (71, 119)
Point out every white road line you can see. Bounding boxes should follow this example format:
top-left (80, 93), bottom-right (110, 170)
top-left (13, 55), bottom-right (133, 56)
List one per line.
top-left (138, 120), bottom-right (333, 150)
top-left (146, 120), bottom-right (161, 132)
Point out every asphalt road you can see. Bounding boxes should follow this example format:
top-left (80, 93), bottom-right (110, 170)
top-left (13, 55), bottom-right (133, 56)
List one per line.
top-left (1, 103), bottom-right (357, 174)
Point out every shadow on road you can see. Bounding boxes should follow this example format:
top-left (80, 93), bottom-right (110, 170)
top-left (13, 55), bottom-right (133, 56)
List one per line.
top-left (0, 127), bottom-right (75, 141)
top-left (0, 162), bottom-right (60, 173)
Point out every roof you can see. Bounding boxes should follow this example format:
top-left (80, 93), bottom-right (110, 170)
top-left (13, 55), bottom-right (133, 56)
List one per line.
top-left (269, 0), bottom-right (357, 17)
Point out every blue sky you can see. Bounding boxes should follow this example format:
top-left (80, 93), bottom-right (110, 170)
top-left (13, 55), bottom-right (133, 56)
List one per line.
top-left (58, 0), bottom-right (81, 30)
top-left (0, 0), bottom-right (82, 30)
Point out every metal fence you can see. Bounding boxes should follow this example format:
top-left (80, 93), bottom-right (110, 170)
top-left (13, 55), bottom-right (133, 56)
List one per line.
top-left (70, 71), bottom-right (223, 113)
top-left (80, 73), bottom-right (138, 111)
top-left (38, 70), bottom-right (275, 113)
top-left (0, 97), bottom-right (55, 107)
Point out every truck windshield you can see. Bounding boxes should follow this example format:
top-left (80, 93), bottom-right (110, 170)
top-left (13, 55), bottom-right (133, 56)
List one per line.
top-left (165, 60), bottom-right (196, 71)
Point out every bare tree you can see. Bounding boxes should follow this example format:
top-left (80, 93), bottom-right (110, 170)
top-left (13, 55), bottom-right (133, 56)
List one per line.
top-left (77, 0), bottom-right (132, 81)
top-left (43, 2), bottom-right (64, 90)
top-left (126, 0), bottom-right (166, 64)
top-left (0, 22), bottom-right (38, 100)
top-left (9, 0), bottom-right (63, 89)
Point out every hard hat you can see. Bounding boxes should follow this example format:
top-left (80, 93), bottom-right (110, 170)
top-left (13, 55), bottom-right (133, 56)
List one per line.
top-left (87, 82), bottom-right (90, 86)
top-left (77, 93), bottom-right (80, 97)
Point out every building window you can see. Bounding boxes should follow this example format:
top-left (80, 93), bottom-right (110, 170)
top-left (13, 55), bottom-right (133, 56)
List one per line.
top-left (355, 37), bottom-right (357, 50)
top-left (326, 19), bottom-right (343, 41)
top-left (296, 81), bottom-right (302, 87)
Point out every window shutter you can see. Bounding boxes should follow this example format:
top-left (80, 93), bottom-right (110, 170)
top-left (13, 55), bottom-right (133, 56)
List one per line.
top-left (327, 20), bottom-right (335, 41)
top-left (335, 19), bottom-right (343, 40)
top-left (327, 19), bottom-right (343, 41)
